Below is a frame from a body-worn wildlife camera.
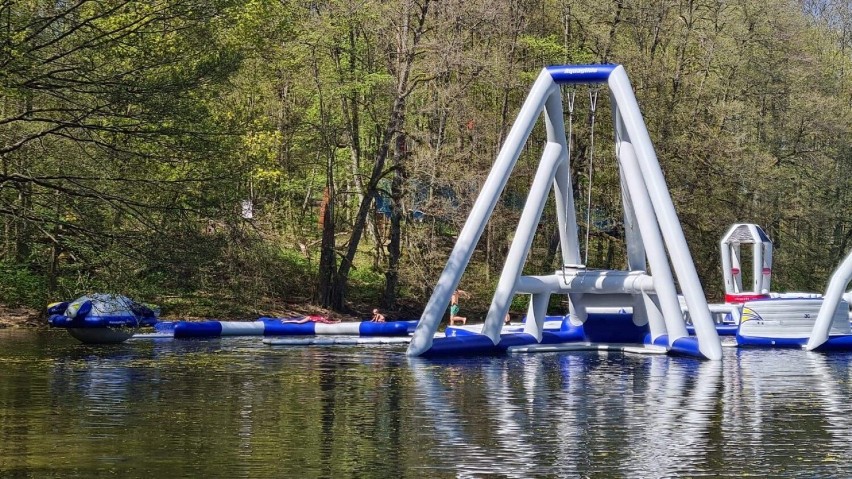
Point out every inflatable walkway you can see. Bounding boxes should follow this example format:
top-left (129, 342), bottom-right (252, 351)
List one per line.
top-left (163, 317), bottom-right (415, 339)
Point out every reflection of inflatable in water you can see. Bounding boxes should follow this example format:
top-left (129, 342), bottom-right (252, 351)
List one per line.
top-left (47, 294), bottom-right (158, 344)
top-left (730, 349), bottom-right (852, 456)
top-left (408, 353), bottom-right (722, 476)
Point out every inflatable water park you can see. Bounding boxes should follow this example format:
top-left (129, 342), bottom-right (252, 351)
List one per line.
top-left (47, 64), bottom-right (852, 360)
top-left (404, 64), bottom-right (852, 359)
top-left (700, 223), bottom-right (852, 349)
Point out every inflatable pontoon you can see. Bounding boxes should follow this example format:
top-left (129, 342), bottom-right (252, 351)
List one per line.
top-left (165, 317), bottom-right (414, 339)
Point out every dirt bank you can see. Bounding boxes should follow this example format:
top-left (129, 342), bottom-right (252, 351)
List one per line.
top-left (0, 305), bottom-right (43, 329)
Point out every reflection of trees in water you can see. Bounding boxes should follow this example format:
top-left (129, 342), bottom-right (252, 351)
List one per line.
top-left (38, 341), bottom-right (421, 476)
top-left (268, 346), bottom-right (416, 477)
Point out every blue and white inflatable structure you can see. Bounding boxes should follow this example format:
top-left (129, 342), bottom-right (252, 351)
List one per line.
top-left (729, 237), bottom-right (852, 351)
top-left (689, 223), bottom-right (852, 350)
top-left (407, 64), bottom-right (723, 359)
top-left (444, 316), bottom-right (567, 337)
top-left (160, 317), bottom-right (414, 339)
top-left (48, 293), bottom-right (159, 344)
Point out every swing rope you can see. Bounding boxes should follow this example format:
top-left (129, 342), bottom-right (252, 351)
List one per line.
top-left (568, 88), bottom-right (577, 164)
top-left (584, 88), bottom-right (599, 266)
top-left (562, 88), bottom-right (577, 284)
top-left (566, 87), bottom-right (576, 178)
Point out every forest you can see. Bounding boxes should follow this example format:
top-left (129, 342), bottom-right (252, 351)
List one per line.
top-left (1, 0), bottom-right (851, 319)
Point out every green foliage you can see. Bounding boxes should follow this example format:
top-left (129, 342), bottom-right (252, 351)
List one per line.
top-left (510, 294), bottom-right (530, 314)
top-left (518, 34), bottom-right (567, 63)
top-left (347, 267), bottom-right (386, 307)
top-left (2, 0), bottom-right (851, 318)
top-left (0, 263), bottom-right (47, 308)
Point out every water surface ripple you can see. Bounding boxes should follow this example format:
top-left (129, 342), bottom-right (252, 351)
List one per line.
top-left (1, 330), bottom-right (852, 477)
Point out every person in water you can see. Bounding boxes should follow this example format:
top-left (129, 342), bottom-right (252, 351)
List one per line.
top-left (371, 309), bottom-right (385, 322)
top-left (449, 289), bottom-right (470, 326)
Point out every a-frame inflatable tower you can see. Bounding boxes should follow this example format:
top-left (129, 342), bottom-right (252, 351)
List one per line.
top-left (407, 64), bottom-right (722, 360)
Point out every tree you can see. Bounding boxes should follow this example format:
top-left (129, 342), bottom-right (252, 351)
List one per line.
top-left (327, 0), bottom-right (431, 311)
top-left (0, 0), bottom-right (246, 298)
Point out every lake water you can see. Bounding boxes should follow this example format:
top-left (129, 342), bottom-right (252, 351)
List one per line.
top-left (2, 329), bottom-right (852, 478)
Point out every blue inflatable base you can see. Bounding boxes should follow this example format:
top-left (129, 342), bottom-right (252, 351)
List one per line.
top-left (737, 334), bottom-right (852, 351)
top-left (421, 330), bottom-right (587, 357)
top-left (356, 321), bottom-right (411, 336)
top-left (402, 320), bottom-right (419, 334)
top-left (735, 335), bottom-right (807, 348)
top-left (645, 334), bottom-right (707, 359)
top-left (580, 313), bottom-right (648, 343)
top-left (49, 314), bottom-right (157, 329)
top-left (669, 337), bottom-right (704, 358)
top-left (445, 316), bottom-right (566, 337)
top-left (812, 335), bottom-right (852, 351)
top-left (171, 318), bottom-right (414, 339)
top-left (686, 324), bottom-right (738, 336)
top-left (423, 313), bottom-right (648, 357)
top-left (173, 321), bottom-right (224, 338)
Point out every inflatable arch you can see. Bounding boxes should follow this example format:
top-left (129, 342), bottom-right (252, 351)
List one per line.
top-left (720, 223), bottom-right (773, 303)
top-left (407, 64), bottom-right (723, 360)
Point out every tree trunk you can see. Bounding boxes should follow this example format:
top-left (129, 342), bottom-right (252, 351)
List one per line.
top-left (312, 47), bottom-right (338, 307)
top-left (330, 0), bottom-right (431, 311)
top-left (318, 182), bottom-right (337, 307)
top-left (14, 182), bottom-right (31, 262)
top-left (383, 131), bottom-right (406, 309)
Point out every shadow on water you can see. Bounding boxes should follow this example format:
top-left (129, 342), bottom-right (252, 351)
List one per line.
top-left (3, 331), bottom-right (852, 477)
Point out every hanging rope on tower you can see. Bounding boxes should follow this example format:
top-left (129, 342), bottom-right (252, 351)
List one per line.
top-left (566, 87), bottom-right (576, 160)
top-left (566, 87), bottom-right (577, 233)
top-left (561, 87), bottom-right (577, 285)
top-left (584, 88), bottom-right (599, 266)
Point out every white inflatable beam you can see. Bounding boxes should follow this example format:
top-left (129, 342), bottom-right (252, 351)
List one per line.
top-left (605, 66), bottom-right (720, 360)
top-left (615, 136), bottom-right (687, 343)
top-left (407, 69), bottom-right (562, 356)
top-left (806, 249), bottom-right (852, 350)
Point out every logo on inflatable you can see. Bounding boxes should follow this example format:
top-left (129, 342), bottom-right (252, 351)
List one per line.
top-left (559, 67), bottom-right (602, 75)
top-left (740, 306), bottom-right (763, 324)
